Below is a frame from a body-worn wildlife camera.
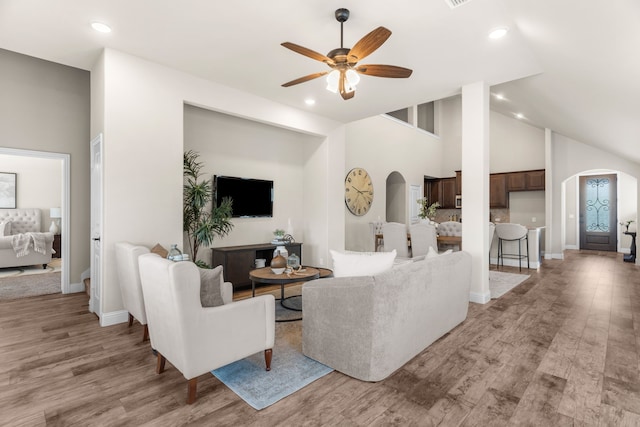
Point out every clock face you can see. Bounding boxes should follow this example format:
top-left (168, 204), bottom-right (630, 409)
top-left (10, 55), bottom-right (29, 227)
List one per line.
top-left (345, 167), bottom-right (373, 216)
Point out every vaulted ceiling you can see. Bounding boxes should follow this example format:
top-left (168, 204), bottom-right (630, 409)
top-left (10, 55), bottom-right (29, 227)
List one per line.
top-left (1, 0), bottom-right (638, 163)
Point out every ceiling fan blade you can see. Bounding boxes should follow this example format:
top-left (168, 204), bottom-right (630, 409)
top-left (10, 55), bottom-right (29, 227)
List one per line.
top-left (348, 27), bottom-right (392, 63)
top-left (281, 42), bottom-right (334, 65)
top-left (355, 64), bottom-right (413, 78)
top-left (282, 71), bottom-right (329, 87)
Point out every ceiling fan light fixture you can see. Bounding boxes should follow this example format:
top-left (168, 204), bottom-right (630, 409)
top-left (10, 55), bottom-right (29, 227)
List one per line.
top-left (326, 70), bottom-right (340, 93)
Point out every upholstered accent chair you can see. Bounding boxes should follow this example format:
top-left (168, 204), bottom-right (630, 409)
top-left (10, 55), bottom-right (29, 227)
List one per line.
top-left (381, 222), bottom-right (410, 258)
top-left (137, 254), bottom-right (275, 404)
top-left (409, 222), bottom-right (438, 259)
top-left (115, 242), bottom-right (151, 342)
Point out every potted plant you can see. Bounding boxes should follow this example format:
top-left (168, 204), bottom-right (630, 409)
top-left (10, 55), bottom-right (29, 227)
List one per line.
top-left (417, 198), bottom-right (440, 221)
top-left (620, 220), bottom-right (635, 232)
top-left (183, 150), bottom-right (234, 267)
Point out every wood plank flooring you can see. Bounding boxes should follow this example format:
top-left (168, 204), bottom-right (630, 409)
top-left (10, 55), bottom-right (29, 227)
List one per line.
top-left (1, 250), bottom-right (639, 426)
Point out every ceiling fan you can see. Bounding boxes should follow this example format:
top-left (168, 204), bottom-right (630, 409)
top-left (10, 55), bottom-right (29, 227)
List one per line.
top-left (281, 8), bottom-right (412, 100)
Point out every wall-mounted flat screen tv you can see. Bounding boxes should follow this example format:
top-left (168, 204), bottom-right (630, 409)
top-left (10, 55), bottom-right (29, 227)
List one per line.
top-left (214, 175), bottom-right (273, 218)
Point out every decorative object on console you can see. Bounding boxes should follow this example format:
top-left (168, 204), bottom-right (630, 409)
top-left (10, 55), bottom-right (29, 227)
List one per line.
top-left (271, 250), bottom-right (287, 274)
top-left (49, 207), bottom-right (61, 234)
top-left (344, 167), bottom-right (373, 216)
top-left (183, 150), bottom-right (234, 267)
top-left (0, 172), bottom-right (17, 209)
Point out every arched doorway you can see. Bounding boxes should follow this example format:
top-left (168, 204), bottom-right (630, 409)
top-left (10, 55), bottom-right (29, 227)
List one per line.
top-left (386, 171), bottom-right (406, 223)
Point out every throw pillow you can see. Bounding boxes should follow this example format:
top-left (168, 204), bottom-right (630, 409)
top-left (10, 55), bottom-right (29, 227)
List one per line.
top-left (199, 265), bottom-right (225, 307)
top-left (0, 221), bottom-right (11, 236)
top-left (426, 247), bottom-right (453, 258)
top-left (150, 243), bottom-right (168, 258)
top-left (330, 249), bottom-right (396, 278)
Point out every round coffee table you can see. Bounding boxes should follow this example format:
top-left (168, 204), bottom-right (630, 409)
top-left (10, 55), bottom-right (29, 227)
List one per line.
top-left (249, 267), bottom-right (320, 317)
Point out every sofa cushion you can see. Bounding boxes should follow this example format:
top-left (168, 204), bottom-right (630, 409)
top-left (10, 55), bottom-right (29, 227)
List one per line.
top-left (0, 220), bottom-right (11, 236)
top-left (426, 247), bottom-right (453, 258)
top-left (150, 243), bottom-right (168, 258)
top-left (330, 249), bottom-right (396, 278)
top-left (199, 265), bottom-right (225, 307)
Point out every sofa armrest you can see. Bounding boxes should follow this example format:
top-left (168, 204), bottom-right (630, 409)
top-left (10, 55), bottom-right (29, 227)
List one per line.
top-left (302, 276), bottom-right (377, 380)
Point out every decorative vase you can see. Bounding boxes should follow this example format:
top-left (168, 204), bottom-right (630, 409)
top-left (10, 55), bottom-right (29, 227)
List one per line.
top-left (273, 245), bottom-right (288, 259)
top-left (167, 244), bottom-right (182, 261)
top-left (271, 250), bottom-right (287, 274)
top-left (287, 253), bottom-right (300, 269)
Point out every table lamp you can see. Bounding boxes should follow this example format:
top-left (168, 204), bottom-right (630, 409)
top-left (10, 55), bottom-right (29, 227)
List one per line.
top-left (49, 207), bottom-right (61, 234)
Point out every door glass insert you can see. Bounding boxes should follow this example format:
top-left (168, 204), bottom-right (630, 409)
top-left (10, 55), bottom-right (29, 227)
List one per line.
top-left (585, 177), bottom-right (611, 232)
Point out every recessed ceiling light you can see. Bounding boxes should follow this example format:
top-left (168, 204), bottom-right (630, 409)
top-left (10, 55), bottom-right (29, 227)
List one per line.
top-left (515, 113), bottom-right (524, 119)
top-left (495, 93), bottom-right (505, 100)
top-left (91, 22), bottom-right (112, 33)
top-left (488, 27), bottom-right (508, 39)
top-left (304, 99), bottom-right (316, 106)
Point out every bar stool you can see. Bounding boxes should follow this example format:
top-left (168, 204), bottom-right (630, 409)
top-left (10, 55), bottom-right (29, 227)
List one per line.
top-left (495, 223), bottom-right (529, 271)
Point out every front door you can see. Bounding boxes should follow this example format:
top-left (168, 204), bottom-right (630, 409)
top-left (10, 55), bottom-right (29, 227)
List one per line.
top-left (579, 174), bottom-right (617, 251)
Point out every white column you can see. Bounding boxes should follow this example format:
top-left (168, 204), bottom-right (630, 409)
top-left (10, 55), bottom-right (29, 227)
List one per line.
top-left (545, 128), bottom-right (553, 259)
top-left (461, 82), bottom-right (490, 304)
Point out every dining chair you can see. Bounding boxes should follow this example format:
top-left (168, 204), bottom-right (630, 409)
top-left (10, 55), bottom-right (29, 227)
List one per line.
top-left (381, 222), bottom-right (410, 258)
top-left (409, 222), bottom-right (438, 259)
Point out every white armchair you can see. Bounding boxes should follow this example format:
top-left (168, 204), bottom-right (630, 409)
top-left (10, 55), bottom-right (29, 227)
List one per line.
top-left (137, 254), bottom-right (275, 404)
top-left (115, 242), bottom-right (151, 341)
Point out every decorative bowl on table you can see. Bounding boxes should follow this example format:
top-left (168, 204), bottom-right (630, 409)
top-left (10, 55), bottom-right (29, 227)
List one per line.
top-left (271, 267), bottom-right (285, 274)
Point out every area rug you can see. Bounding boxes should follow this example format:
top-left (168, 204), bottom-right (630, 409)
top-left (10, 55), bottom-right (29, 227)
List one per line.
top-left (0, 258), bottom-right (62, 279)
top-left (0, 272), bottom-right (61, 300)
top-left (212, 321), bottom-right (333, 410)
top-left (489, 270), bottom-right (530, 299)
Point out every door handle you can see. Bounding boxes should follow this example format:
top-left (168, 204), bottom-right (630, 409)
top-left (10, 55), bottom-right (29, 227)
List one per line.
top-left (92, 237), bottom-right (101, 241)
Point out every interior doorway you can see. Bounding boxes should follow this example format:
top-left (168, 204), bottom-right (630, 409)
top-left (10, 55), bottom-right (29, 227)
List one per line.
top-left (579, 174), bottom-right (617, 251)
top-left (0, 147), bottom-right (70, 292)
top-left (386, 172), bottom-right (406, 223)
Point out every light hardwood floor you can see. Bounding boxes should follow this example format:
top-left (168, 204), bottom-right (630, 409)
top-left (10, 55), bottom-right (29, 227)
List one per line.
top-left (1, 250), bottom-right (639, 426)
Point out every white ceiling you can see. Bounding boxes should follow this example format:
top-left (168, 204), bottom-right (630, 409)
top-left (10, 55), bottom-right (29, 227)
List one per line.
top-left (1, 0), bottom-right (639, 164)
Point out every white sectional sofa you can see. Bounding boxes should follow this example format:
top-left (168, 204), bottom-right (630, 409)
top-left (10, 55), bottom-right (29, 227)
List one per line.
top-left (302, 250), bottom-right (472, 382)
top-left (0, 208), bottom-right (54, 269)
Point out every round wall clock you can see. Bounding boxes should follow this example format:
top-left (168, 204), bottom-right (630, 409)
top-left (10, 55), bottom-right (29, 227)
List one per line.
top-left (344, 167), bottom-right (373, 216)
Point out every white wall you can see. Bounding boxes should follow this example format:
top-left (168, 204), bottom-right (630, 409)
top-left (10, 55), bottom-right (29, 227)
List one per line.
top-left (91, 48), bottom-right (344, 318)
top-left (344, 115), bottom-right (444, 252)
top-left (0, 154), bottom-right (62, 230)
top-left (508, 191), bottom-right (545, 228)
top-left (0, 48), bottom-right (90, 285)
top-left (183, 104), bottom-right (323, 264)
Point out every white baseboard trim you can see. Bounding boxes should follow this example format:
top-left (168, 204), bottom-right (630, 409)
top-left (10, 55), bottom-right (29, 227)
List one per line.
top-left (470, 291), bottom-right (491, 304)
top-left (620, 248), bottom-right (630, 254)
top-left (100, 310), bottom-right (129, 327)
top-left (66, 282), bottom-right (86, 294)
top-left (545, 253), bottom-right (564, 260)
top-left (564, 245), bottom-right (578, 250)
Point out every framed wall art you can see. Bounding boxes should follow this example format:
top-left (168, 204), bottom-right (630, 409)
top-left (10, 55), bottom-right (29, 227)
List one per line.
top-left (0, 172), bottom-right (17, 208)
